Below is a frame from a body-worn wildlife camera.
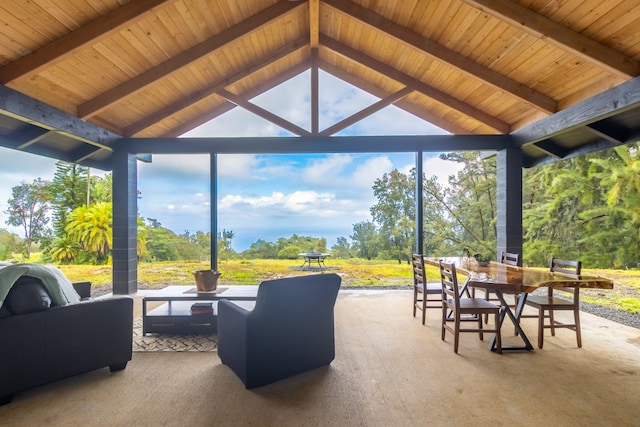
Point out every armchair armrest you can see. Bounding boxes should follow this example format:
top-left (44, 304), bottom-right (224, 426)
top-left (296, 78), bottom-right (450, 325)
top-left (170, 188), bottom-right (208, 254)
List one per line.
top-left (217, 299), bottom-right (251, 383)
top-left (72, 281), bottom-right (92, 300)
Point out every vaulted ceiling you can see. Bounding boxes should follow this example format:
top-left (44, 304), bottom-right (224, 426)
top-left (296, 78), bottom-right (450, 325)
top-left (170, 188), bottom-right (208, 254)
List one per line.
top-left (1, 0), bottom-right (640, 169)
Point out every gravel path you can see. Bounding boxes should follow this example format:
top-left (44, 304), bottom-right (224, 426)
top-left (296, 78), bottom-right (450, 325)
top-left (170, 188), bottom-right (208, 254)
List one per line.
top-left (580, 302), bottom-right (640, 329)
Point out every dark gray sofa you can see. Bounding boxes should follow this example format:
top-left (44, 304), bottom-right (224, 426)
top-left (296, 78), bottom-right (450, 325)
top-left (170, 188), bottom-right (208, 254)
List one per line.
top-left (0, 278), bottom-right (133, 405)
top-left (217, 273), bottom-right (341, 388)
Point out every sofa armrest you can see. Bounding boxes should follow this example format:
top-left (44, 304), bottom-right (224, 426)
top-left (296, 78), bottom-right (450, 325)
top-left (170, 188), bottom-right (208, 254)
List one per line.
top-left (0, 296), bottom-right (133, 400)
top-left (44, 296), bottom-right (133, 378)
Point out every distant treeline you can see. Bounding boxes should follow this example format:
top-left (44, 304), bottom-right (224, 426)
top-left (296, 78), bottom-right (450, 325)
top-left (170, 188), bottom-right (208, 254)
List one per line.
top-left (3, 143), bottom-right (640, 269)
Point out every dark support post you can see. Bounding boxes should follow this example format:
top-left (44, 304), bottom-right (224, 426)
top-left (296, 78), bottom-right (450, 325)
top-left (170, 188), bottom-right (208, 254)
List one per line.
top-left (210, 153), bottom-right (218, 271)
top-left (112, 149), bottom-right (138, 294)
top-left (496, 147), bottom-right (523, 265)
top-left (415, 151), bottom-right (424, 254)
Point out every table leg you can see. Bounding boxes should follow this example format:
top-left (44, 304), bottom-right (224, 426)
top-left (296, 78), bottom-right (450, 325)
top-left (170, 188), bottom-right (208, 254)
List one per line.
top-left (489, 291), bottom-right (534, 352)
top-left (142, 298), bottom-right (148, 336)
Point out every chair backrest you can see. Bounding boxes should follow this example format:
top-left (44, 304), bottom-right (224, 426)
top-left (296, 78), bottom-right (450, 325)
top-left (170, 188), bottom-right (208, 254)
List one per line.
top-left (500, 251), bottom-right (519, 266)
top-left (550, 257), bottom-right (582, 297)
top-left (550, 257), bottom-right (582, 277)
top-left (252, 273), bottom-right (341, 318)
top-left (412, 254), bottom-right (426, 287)
top-left (439, 261), bottom-right (460, 304)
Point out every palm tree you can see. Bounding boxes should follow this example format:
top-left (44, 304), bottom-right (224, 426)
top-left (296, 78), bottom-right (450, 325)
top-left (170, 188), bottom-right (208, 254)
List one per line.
top-left (65, 202), bottom-right (112, 263)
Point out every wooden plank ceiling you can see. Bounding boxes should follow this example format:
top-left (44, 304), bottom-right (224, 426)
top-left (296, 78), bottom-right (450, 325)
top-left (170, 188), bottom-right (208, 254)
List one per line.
top-left (1, 0), bottom-right (640, 169)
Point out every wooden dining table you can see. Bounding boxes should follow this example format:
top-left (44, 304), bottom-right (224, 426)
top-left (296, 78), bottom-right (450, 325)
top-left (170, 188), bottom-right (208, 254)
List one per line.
top-left (423, 256), bottom-right (614, 352)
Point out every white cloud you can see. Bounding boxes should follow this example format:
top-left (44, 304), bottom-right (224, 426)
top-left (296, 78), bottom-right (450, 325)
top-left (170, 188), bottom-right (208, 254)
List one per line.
top-left (424, 155), bottom-right (464, 187)
top-left (351, 156), bottom-right (395, 188)
top-left (303, 154), bottom-right (353, 185)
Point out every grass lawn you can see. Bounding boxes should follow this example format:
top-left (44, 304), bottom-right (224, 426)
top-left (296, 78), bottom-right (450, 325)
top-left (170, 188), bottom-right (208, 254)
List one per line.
top-left (56, 259), bottom-right (640, 315)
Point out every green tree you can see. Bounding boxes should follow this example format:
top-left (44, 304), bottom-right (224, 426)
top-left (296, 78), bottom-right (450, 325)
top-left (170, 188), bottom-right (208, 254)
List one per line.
top-left (5, 178), bottom-right (51, 257)
top-left (0, 229), bottom-right (23, 260)
top-left (350, 221), bottom-right (379, 259)
top-left (331, 236), bottom-right (352, 259)
top-left (438, 152), bottom-right (497, 257)
top-left (278, 244), bottom-right (302, 259)
top-left (243, 239), bottom-right (278, 259)
top-left (143, 219), bottom-right (180, 261)
top-left (48, 161), bottom-right (89, 235)
top-left (370, 169), bottom-right (415, 263)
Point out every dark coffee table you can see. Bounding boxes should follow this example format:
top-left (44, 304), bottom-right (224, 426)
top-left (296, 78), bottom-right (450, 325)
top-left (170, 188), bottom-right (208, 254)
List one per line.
top-left (142, 285), bottom-right (258, 335)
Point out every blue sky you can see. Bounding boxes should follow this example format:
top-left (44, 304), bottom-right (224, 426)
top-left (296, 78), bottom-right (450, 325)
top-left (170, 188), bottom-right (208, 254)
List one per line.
top-left (1, 70), bottom-right (460, 251)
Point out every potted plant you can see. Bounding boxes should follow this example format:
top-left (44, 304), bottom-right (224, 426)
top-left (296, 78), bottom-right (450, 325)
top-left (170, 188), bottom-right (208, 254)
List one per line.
top-left (474, 252), bottom-right (492, 266)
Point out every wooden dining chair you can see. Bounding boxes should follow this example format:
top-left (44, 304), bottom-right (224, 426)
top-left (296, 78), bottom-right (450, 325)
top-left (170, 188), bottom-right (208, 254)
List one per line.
top-left (476, 251), bottom-right (519, 323)
top-left (439, 261), bottom-right (502, 354)
top-left (412, 254), bottom-right (442, 324)
top-left (522, 257), bottom-right (582, 349)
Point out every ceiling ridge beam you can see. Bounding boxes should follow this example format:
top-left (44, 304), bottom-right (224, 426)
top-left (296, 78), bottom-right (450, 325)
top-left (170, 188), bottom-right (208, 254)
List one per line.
top-left (461, 0), bottom-right (638, 79)
top-left (321, 35), bottom-right (510, 133)
top-left (320, 86), bottom-right (413, 136)
top-left (311, 48), bottom-right (320, 135)
top-left (319, 60), bottom-right (464, 134)
top-left (164, 62), bottom-right (310, 137)
top-left (123, 37), bottom-right (308, 136)
top-left (310, 0), bottom-right (320, 48)
top-left (325, 0), bottom-right (557, 114)
top-left (218, 89), bottom-right (311, 136)
top-left (0, 0), bottom-right (172, 84)
top-left (78, 0), bottom-right (303, 119)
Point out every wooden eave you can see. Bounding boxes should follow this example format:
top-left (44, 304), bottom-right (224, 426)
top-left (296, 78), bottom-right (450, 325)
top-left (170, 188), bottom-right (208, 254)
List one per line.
top-left (0, 0), bottom-right (639, 169)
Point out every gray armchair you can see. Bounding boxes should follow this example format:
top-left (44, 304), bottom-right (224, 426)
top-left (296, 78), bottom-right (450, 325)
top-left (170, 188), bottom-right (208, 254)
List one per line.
top-left (217, 273), bottom-right (341, 388)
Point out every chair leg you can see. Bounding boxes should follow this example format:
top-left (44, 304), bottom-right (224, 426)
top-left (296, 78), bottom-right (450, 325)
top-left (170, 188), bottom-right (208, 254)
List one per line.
top-left (549, 309), bottom-right (556, 336)
top-left (441, 306), bottom-right (447, 341)
top-left (477, 315), bottom-right (484, 341)
top-left (494, 312), bottom-right (502, 354)
top-left (574, 308), bottom-right (582, 348)
top-left (422, 295), bottom-right (427, 325)
top-left (453, 318), bottom-right (460, 353)
top-left (538, 308), bottom-right (545, 349)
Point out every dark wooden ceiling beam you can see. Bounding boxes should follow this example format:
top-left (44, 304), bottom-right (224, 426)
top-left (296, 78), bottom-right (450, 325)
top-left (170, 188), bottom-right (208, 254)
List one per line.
top-left (462, 0), bottom-right (638, 79)
top-left (525, 139), bottom-right (622, 168)
top-left (0, 0), bottom-right (172, 84)
top-left (163, 62), bottom-right (309, 137)
top-left (319, 86), bottom-right (414, 136)
top-left (0, 84), bottom-right (119, 150)
top-left (326, 0), bottom-right (557, 114)
top-left (512, 76), bottom-right (640, 145)
top-left (320, 60), bottom-right (465, 134)
top-left (123, 37), bottom-right (308, 136)
top-left (322, 35), bottom-right (510, 133)
top-left (128, 134), bottom-right (513, 155)
top-left (78, 0), bottom-right (303, 119)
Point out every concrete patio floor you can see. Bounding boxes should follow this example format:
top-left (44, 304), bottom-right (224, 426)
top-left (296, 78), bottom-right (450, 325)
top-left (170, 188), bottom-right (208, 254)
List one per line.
top-left (0, 289), bottom-right (638, 426)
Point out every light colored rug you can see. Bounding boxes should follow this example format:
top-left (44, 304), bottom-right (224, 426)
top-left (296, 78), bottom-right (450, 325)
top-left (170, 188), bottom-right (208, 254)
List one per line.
top-left (131, 317), bottom-right (217, 352)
